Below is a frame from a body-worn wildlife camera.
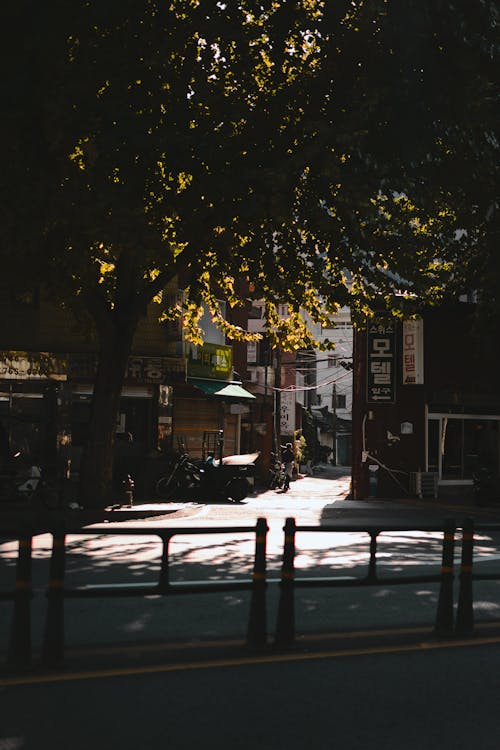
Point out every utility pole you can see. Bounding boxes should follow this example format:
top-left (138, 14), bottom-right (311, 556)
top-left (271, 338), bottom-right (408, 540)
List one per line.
top-left (331, 382), bottom-right (337, 466)
top-left (274, 347), bottom-right (281, 457)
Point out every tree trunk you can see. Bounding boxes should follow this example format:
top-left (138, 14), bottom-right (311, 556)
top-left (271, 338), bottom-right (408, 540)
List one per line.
top-left (78, 318), bottom-right (137, 509)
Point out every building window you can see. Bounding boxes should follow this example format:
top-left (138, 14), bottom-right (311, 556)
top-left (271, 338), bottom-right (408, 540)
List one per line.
top-left (327, 355), bottom-right (338, 368)
top-left (335, 394), bottom-right (346, 409)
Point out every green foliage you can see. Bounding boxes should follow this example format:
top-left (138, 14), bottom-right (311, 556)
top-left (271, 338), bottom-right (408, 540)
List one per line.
top-left (293, 429), bottom-right (308, 464)
top-left (2, 0), bottom-right (498, 344)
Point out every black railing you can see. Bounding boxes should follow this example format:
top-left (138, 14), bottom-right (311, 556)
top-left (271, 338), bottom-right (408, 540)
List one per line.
top-left (3, 519), bottom-right (268, 668)
top-left (455, 519), bottom-right (500, 636)
top-left (274, 517), bottom-right (457, 647)
top-left (3, 516), bottom-right (499, 670)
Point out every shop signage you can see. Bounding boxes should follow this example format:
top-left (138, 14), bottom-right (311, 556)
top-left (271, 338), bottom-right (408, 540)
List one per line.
top-left (186, 343), bottom-right (232, 379)
top-left (126, 357), bottom-right (185, 384)
top-left (402, 319), bottom-right (424, 385)
top-left (68, 354), bottom-right (186, 384)
top-left (0, 352), bottom-right (67, 380)
top-left (246, 341), bottom-right (258, 364)
top-left (280, 390), bottom-right (296, 435)
top-left (367, 318), bottom-right (396, 403)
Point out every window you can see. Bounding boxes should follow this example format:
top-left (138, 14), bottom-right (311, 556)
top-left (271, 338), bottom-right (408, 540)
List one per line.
top-left (335, 394), bottom-right (346, 409)
top-left (428, 415), bottom-right (500, 480)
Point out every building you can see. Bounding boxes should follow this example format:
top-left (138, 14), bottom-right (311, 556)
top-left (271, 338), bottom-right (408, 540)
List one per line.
top-left (0, 281), bottom-right (257, 498)
top-left (311, 307), bottom-right (353, 466)
top-left (351, 302), bottom-right (500, 501)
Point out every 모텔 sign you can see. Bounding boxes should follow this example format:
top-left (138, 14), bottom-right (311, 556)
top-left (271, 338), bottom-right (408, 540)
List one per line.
top-left (367, 318), bottom-right (396, 403)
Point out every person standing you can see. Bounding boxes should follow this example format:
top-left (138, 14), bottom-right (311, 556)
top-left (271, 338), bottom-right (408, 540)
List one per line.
top-left (281, 442), bottom-right (295, 492)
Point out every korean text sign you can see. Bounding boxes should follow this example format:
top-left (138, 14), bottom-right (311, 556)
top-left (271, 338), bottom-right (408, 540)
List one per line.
top-left (367, 318), bottom-right (396, 403)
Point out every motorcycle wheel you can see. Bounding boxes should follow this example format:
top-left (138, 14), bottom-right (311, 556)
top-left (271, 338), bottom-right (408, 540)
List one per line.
top-left (226, 478), bottom-right (251, 503)
top-left (39, 480), bottom-right (61, 510)
top-left (155, 476), bottom-right (183, 500)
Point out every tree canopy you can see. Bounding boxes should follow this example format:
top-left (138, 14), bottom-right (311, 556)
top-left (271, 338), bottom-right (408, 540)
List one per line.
top-left (1, 0), bottom-right (497, 504)
top-left (3, 1), bottom-right (497, 340)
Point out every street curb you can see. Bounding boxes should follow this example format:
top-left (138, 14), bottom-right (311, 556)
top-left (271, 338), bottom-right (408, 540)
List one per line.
top-left (364, 495), bottom-right (500, 520)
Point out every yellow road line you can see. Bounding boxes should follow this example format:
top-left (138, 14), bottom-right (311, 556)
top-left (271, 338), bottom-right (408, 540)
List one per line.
top-left (62, 619), bottom-right (500, 659)
top-left (3, 633), bottom-right (500, 688)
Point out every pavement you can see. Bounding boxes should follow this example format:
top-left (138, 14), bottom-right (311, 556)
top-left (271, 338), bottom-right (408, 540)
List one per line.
top-left (2, 463), bottom-right (500, 677)
top-left (2, 462), bottom-right (500, 529)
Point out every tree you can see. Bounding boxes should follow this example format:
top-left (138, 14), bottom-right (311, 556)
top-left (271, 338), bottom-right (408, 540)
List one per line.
top-left (1, 1), bottom-right (497, 506)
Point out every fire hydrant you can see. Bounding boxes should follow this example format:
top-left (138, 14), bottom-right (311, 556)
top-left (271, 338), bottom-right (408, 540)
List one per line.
top-left (123, 474), bottom-right (135, 507)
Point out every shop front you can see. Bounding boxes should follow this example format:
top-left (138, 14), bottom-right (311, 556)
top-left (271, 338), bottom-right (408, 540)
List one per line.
top-left (0, 353), bottom-right (68, 473)
top-left (352, 305), bottom-right (500, 501)
top-left (171, 343), bottom-right (256, 459)
top-left (427, 412), bottom-right (500, 498)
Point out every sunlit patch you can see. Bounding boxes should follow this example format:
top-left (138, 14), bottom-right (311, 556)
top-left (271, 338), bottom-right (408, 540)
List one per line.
top-left (415, 590), bottom-right (437, 598)
top-left (475, 601), bottom-right (500, 613)
top-left (123, 614), bottom-right (153, 633)
top-left (373, 589), bottom-right (395, 598)
top-left (222, 596), bottom-right (245, 607)
top-left (0, 739), bottom-right (24, 750)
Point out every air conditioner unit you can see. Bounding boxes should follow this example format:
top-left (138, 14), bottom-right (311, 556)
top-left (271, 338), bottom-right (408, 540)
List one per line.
top-left (409, 472), bottom-right (438, 499)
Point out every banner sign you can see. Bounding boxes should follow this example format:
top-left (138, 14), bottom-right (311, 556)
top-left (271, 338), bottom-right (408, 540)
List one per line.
top-left (280, 390), bottom-right (296, 435)
top-left (367, 318), bottom-right (396, 403)
top-left (186, 342), bottom-right (232, 379)
top-left (402, 319), bottom-right (424, 385)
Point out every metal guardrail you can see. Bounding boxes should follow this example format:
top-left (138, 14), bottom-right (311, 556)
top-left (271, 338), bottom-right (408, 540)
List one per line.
top-left (274, 517), bottom-right (457, 647)
top-left (3, 515), bottom-right (499, 670)
top-left (455, 518), bottom-right (500, 636)
top-left (2, 519), bottom-right (268, 668)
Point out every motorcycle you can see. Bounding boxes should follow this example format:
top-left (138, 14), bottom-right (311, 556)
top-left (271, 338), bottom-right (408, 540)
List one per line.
top-left (155, 451), bottom-right (260, 503)
top-left (0, 452), bottom-right (60, 508)
top-left (268, 453), bottom-right (285, 490)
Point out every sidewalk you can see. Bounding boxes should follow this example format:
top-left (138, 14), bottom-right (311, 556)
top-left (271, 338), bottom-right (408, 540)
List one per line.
top-left (3, 472), bottom-right (500, 674)
top-left (2, 464), bottom-right (500, 529)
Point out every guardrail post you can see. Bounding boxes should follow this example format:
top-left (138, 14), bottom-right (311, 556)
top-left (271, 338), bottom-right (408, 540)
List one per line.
top-left (7, 528), bottom-right (33, 669)
top-left (368, 532), bottom-right (379, 583)
top-left (246, 517), bottom-right (268, 650)
top-left (159, 534), bottom-right (171, 592)
top-left (434, 518), bottom-right (456, 638)
top-left (274, 517), bottom-right (296, 649)
top-left (455, 517), bottom-right (474, 636)
top-left (42, 525), bottom-right (66, 667)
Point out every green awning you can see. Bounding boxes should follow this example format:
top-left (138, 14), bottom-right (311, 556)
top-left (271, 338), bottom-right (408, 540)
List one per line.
top-left (188, 379), bottom-right (255, 400)
top-left (213, 383), bottom-right (256, 400)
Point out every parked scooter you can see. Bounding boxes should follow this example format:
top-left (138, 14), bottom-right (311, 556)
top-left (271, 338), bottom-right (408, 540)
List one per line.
top-left (0, 452), bottom-right (60, 508)
top-left (268, 452), bottom-right (285, 490)
top-left (155, 450), bottom-right (259, 503)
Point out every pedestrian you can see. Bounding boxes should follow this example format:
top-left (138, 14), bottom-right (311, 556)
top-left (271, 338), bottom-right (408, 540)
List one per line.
top-left (281, 442), bottom-right (295, 491)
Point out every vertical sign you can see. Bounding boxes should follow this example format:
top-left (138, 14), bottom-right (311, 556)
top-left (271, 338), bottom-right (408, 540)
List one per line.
top-left (402, 318), bottom-right (424, 385)
top-left (367, 318), bottom-right (396, 403)
top-left (280, 390), bottom-right (296, 435)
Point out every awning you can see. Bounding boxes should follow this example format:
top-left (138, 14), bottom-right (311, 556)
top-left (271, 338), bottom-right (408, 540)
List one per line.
top-left (188, 378), bottom-right (256, 401)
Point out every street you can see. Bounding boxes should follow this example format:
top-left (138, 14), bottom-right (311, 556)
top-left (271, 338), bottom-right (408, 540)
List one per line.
top-left (2, 468), bottom-right (500, 749)
top-left (2, 468), bottom-right (500, 657)
top-left (2, 637), bottom-right (500, 749)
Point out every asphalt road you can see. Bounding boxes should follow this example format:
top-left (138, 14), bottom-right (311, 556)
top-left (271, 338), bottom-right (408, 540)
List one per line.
top-left (2, 635), bottom-right (500, 750)
top-left (3, 465), bottom-right (500, 750)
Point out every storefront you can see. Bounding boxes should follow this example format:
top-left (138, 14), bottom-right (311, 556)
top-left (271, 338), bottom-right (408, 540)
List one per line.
top-left (352, 304), bottom-right (500, 500)
top-left (427, 412), bottom-right (500, 492)
top-left (172, 379), bottom-right (255, 458)
top-left (0, 353), bottom-right (67, 471)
